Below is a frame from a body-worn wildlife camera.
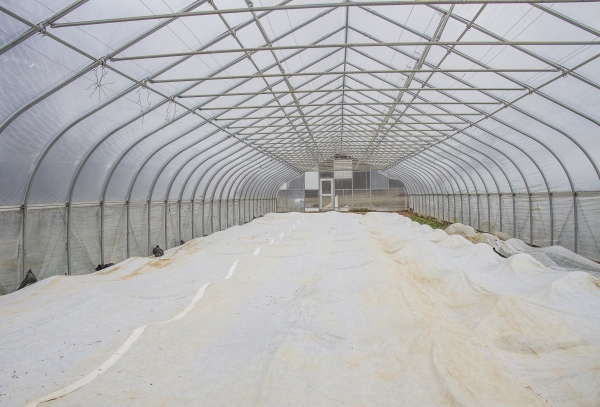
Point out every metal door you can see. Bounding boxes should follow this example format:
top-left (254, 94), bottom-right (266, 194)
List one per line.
top-left (320, 179), bottom-right (333, 210)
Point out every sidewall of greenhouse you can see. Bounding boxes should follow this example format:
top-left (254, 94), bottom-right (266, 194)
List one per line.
top-left (4, 191), bottom-right (600, 295)
top-left (0, 198), bottom-right (276, 295)
top-left (410, 192), bottom-right (600, 262)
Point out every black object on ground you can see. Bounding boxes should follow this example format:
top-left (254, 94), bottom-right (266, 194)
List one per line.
top-left (95, 263), bottom-right (115, 271)
top-left (153, 245), bottom-right (164, 257)
top-left (493, 247), bottom-right (507, 258)
top-left (18, 269), bottom-right (38, 290)
top-left (180, 240), bottom-right (185, 245)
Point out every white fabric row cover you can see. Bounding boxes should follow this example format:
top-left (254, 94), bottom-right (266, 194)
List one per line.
top-left (2, 212), bottom-right (599, 406)
top-left (445, 222), bottom-right (600, 278)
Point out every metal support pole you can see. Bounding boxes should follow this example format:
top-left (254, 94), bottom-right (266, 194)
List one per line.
top-left (549, 192), bottom-right (554, 245)
top-left (513, 193), bottom-right (517, 238)
top-left (21, 205), bottom-right (26, 284)
top-left (178, 199), bottom-right (182, 244)
top-left (487, 194), bottom-right (491, 233)
top-left (66, 203), bottom-right (71, 275)
top-left (574, 192), bottom-right (578, 253)
top-left (499, 193), bottom-right (503, 233)
top-left (201, 199), bottom-right (205, 236)
top-left (191, 199), bottom-right (195, 238)
top-left (126, 200), bottom-right (130, 258)
top-left (468, 194), bottom-right (471, 227)
top-left (100, 200), bottom-right (105, 265)
top-left (529, 193), bottom-right (533, 246)
top-left (147, 199), bottom-right (151, 256)
top-left (477, 193), bottom-right (481, 231)
top-left (164, 200), bottom-right (168, 250)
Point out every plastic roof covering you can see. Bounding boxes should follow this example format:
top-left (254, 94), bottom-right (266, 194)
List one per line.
top-left (1, 0), bottom-right (600, 208)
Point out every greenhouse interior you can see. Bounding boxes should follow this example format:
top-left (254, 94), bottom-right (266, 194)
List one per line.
top-left (1, 0), bottom-right (600, 406)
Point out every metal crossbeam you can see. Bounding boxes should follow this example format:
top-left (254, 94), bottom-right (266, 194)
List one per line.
top-left (179, 87), bottom-right (524, 97)
top-left (51, 0), bottom-right (600, 28)
top-left (213, 113), bottom-right (483, 120)
top-left (152, 68), bottom-right (558, 82)
top-left (227, 122), bottom-right (466, 128)
top-left (197, 101), bottom-right (500, 110)
top-left (113, 42), bottom-right (599, 61)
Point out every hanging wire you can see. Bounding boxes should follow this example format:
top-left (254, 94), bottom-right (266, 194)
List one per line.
top-left (135, 84), bottom-right (152, 124)
top-left (86, 61), bottom-right (114, 100)
top-left (165, 99), bottom-right (177, 124)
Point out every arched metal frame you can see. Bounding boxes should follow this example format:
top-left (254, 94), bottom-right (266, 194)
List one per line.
top-left (1, 0), bottom-right (600, 282)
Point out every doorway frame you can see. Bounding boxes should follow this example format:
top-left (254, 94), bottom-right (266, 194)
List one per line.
top-left (319, 178), bottom-right (334, 211)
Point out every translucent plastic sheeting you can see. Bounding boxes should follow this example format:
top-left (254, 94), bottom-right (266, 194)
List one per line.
top-left (2, 1), bottom-right (600, 288)
top-left (2, 212), bottom-right (599, 406)
top-left (413, 192), bottom-right (600, 262)
top-left (0, 198), bottom-right (274, 294)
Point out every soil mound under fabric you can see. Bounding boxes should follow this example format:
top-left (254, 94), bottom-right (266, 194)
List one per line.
top-left (1, 212), bottom-right (599, 406)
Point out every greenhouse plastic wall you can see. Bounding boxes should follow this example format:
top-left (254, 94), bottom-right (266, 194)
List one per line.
top-left (2, 1), bottom-right (600, 295)
top-left (409, 192), bottom-right (600, 262)
top-left (0, 197), bottom-right (279, 295)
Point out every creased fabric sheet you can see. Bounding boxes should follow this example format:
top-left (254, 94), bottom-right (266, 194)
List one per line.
top-left (1, 212), bottom-right (599, 407)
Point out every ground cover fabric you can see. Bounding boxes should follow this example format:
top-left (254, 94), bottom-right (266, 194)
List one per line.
top-left (1, 212), bottom-right (599, 406)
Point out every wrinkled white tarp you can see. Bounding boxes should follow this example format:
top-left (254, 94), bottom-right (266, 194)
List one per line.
top-left (497, 238), bottom-right (600, 279)
top-left (445, 222), bottom-right (478, 238)
top-left (1, 212), bottom-right (600, 406)
top-left (446, 222), bottom-right (600, 279)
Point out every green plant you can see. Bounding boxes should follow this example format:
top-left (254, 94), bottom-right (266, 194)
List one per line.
top-left (349, 208), bottom-right (371, 212)
top-left (407, 214), bottom-right (447, 230)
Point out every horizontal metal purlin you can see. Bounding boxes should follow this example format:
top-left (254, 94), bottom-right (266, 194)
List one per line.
top-left (241, 130), bottom-right (452, 134)
top-left (227, 122), bottom-right (466, 128)
top-left (213, 113), bottom-right (483, 120)
top-left (52, 0), bottom-right (600, 27)
top-left (247, 138), bottom-right (446, 142)
top-left (149, 67), bottom-right (560, 80)
top-left (179, 87), bottom-right (525, 97)
top-left (196, 102), bottom-right (500, 110)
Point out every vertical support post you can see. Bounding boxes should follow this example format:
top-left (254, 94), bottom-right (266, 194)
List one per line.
top-left (467, 194), bottom-right (471, 227)
top-left (549, 192), bottom-right (554, 245)
top-left (512, 193), bottom-right (517, 238)
top-left (164, 200), bottom-right (168, 250)
top-left (66, 202), bottom-right (71, 275)
top-left (200, 197), bottom-right (205, 237)
top-left (21, 204), bottom-right (27, 283)
top-left (574, 192), bottom-right (578, 253)
top-left (100, 200), bottom-right (105, 265)
top-left (147, 199), bottom-right (151, 256)
top-left (529, 192), bottom-right (533, 246)
top-left (178, 199), bottom-right (182, 244)
top-left (126, 200), bottom-right (130, 258)
top-left (453, 194), bottom-right (456, 222)
top-left (191, 199), bottom-right (195, 239)
top-left (210, 199), bottom-right (214, 235)
top-left (477, 194), bottom-right (481, 231)
top-left (487, 194), bottom-right (491, 233)
top-left (499, 193), bottom-right (503, 233)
